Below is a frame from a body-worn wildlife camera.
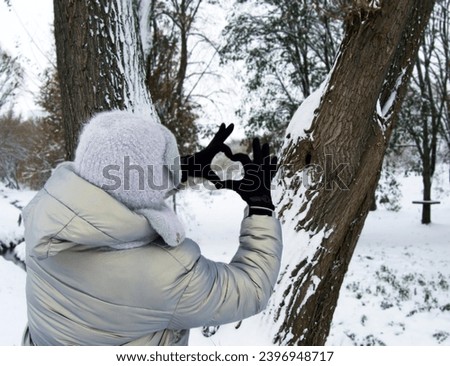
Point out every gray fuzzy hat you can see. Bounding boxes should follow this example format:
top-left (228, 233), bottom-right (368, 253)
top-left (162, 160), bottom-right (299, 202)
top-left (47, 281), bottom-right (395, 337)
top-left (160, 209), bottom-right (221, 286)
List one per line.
top-left (74, 110), bottom-right (185, 247)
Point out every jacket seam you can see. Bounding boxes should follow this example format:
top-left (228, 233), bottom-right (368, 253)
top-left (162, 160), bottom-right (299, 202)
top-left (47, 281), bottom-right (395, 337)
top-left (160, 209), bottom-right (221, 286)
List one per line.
top-left (44, 214), bottom-right (77, 258)
top-left (157, 243), bottom-right (197, 272)
top-left (166, 256), bottom-right (200, 329)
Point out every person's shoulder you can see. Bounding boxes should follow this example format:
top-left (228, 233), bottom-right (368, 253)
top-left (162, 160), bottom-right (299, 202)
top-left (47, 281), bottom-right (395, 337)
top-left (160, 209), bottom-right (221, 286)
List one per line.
top-left (153, 238), bottom-right (201, 271)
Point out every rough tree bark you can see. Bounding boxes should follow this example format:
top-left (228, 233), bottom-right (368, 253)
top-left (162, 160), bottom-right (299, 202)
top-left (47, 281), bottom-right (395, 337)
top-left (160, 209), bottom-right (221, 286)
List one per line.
top-left (53, 0), bottom-right (157, 159)
top-left (272, 0), bottom-right (436, 345)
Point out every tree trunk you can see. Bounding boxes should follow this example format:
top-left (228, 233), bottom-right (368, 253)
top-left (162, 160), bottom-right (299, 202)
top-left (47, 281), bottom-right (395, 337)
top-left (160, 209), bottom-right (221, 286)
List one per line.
top-left (421, 115), bottom-right (432, 225)
top-left (422, 159), bottom-right (432, 224)
top-left (272, 0), bottom-right (436, 346)
top-left (53, 0), bottom-right (157, 160)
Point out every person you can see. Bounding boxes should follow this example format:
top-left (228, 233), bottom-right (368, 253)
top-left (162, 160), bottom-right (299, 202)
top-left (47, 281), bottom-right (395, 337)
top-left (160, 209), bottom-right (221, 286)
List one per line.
top-left (22, 110), bottom-right (282, 346)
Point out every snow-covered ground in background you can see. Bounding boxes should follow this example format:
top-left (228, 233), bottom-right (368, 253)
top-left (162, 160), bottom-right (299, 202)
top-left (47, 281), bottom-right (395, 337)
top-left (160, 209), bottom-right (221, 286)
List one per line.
top-left (1, 167), bottom-right (449, 346)
top-left (0, 259), bottom-right (27, 345)
top-left (327, 171), bottom-right (450, 346)
top-left (0, 185), bottom-right (35, 248)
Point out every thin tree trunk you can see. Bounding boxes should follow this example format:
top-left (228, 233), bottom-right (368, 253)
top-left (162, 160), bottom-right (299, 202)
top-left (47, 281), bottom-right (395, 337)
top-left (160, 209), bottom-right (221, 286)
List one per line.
top-left (53, 0), bottom-right (157, 160)
top-left (272, 0), bottom-right (435, 346)
top-left (422, 159), bottom-right (432, 224)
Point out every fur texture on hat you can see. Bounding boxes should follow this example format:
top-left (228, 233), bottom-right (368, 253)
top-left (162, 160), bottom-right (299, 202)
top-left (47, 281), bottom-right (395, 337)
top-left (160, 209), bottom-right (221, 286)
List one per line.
top-left (74, 110), bottom-right (185, 247)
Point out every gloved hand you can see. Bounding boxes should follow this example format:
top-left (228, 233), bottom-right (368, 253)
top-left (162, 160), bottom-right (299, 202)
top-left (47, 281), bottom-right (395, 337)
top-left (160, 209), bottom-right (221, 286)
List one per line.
top-left (180, 123), bottom-right (234, 183)
top-left (215, 138), bottom-right (278, 216)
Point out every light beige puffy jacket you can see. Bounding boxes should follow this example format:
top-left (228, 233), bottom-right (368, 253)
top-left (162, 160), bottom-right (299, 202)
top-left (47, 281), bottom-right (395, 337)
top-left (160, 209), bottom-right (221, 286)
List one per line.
top-left (22, 163), bottom-right (282, 346)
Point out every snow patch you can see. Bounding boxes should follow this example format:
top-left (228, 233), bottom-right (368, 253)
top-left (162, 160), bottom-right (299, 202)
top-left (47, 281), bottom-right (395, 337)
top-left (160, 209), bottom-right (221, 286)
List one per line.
top-left (283, 79), bottom-right (329, 144)
top-left (0, 187), bottom-right (26, 248)
top-left (0, 258), bottom-right (27, 345)
top-left (138, 0), bottom-right (152, 57)
top-left (376, 67), bottom-right (407, 133)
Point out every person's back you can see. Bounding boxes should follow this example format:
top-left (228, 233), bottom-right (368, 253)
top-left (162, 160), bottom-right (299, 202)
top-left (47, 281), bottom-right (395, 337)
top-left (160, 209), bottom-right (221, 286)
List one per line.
top-left (22, 111), bottom-right (282, 346)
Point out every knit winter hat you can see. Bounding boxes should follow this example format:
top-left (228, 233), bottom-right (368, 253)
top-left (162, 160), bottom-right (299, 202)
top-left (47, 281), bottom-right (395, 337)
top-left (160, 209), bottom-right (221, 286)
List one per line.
top-left (74, 110), bottom-right (185, 247)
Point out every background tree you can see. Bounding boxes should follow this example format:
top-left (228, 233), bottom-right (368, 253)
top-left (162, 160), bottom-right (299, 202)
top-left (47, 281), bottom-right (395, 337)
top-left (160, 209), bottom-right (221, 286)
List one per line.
top-left (143, 0), bottom-right (203, 155)
top-left (0, 111), bottom-right (31, 189)
top-left (270, 0), bottom-right (436, 345)
top-left (15, 68), bottom-right (66, 189)
top-left (388, 0), bottom-right (449, 223)
top-left (0, 67), bottom-right (65, 190)
top-left (433, 1), bottom-right (450, 181)
top-left (221, 0), bottom-right (342, 149)
top-left (53, 0), bottom-right (156, 160)
top-left (0, 45), bottom-right (23, 112)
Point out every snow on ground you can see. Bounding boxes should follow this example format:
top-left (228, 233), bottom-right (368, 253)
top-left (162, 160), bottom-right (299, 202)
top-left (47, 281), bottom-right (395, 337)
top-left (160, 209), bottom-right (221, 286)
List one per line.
top-left (327, 206), bottom-right (450, 346)
top-left (0, 195), bottom-right (22, 249)
top-left (0, 184), bottom-right (30, 346)
top-left (326, 168), bottom-right (450, 346)
top-left (0, 169), bottom-right (449, 346)
top-left (0, 184), bottom-right (32, 249)
top-left (0, 258), bottom-right (27, 345)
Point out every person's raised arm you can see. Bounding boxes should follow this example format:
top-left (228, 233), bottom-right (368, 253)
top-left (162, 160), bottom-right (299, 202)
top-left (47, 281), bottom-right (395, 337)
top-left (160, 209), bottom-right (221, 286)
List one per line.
top-left (169, 138), bottom-right (282, 329)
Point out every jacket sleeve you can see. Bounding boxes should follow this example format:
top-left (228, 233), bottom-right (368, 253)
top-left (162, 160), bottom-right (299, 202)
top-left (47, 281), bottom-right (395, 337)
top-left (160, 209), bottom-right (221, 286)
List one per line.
top-left (168, 214), bottom-right (282, 330)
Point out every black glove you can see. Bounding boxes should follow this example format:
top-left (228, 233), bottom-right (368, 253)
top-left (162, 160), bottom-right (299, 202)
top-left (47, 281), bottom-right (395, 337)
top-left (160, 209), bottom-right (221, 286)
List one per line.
top-left (216, 138), bottom-right (277, 216)
top-left (180, 123), bottom-right (234, 183)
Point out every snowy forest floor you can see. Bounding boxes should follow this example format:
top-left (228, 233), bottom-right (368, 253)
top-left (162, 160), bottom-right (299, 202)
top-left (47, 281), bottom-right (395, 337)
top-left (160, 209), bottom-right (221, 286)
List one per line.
top-left (1, 168), bottom-right (449, 346)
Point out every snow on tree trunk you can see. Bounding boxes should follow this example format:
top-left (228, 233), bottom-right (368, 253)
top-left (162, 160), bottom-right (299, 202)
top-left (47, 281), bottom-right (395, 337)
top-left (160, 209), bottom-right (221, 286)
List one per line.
top-left (269, 0), bottom-right (436, 346)
top-left (53, 0), bottom-right (157, 159)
